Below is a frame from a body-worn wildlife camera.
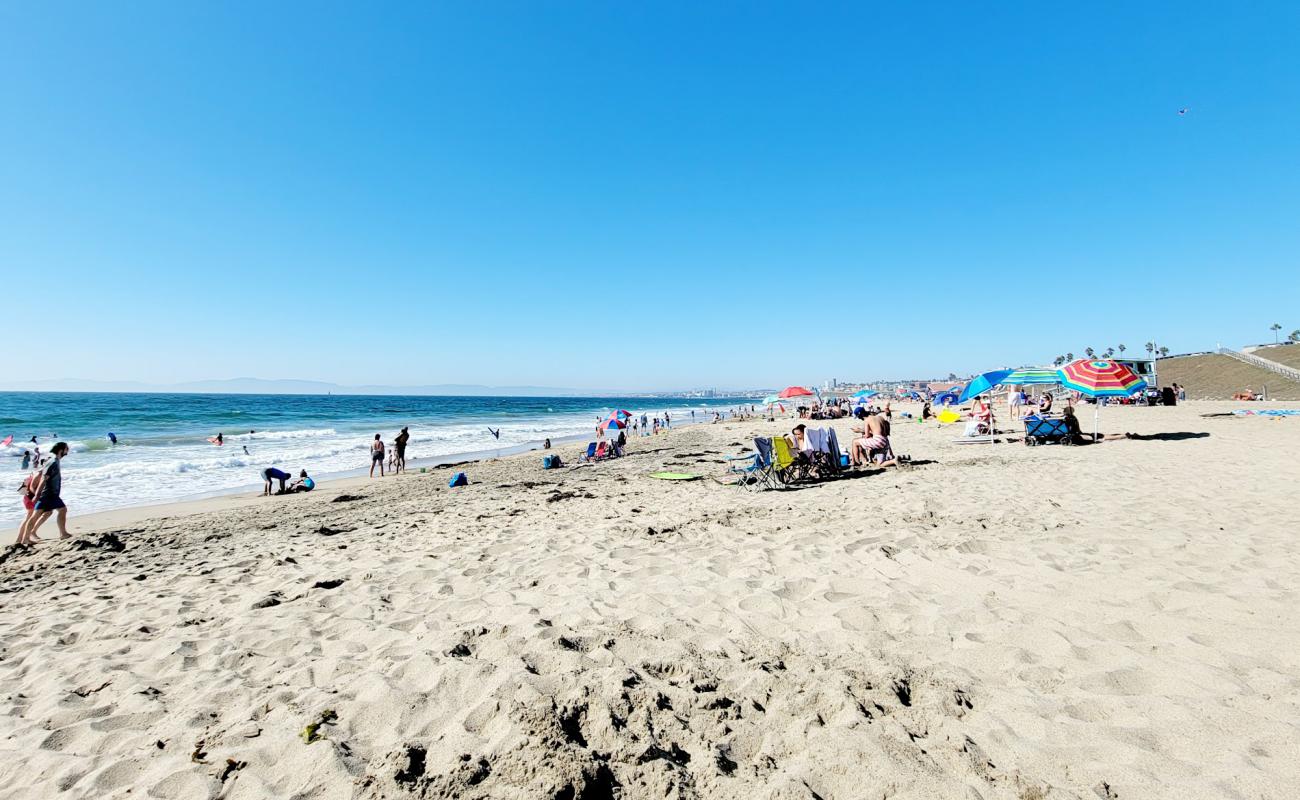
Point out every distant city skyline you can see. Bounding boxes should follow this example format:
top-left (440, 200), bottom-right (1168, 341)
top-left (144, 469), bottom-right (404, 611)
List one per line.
top-left (2, 3), bottom-right (1297, 389)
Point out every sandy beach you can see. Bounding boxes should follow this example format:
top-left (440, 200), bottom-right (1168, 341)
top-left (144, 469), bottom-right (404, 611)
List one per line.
top-left (1, 401), bottom-right (1297, 799)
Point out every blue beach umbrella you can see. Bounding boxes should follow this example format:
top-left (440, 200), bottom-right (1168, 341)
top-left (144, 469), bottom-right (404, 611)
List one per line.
top-left (957, 370), bottom-right (1013, 404)
top-left (851, 389), bottom-right (879, 399)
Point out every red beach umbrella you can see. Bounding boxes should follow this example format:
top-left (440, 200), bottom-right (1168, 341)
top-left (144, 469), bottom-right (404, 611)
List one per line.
top-left (1058, 359), bottom-right (1147, 439)
top-left (777, 386), bottom-right (815, 399)
top-left (1058, 360), bottom-right (1146, 397)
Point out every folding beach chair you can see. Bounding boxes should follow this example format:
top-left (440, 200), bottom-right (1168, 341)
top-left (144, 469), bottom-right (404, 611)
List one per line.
top-left (724, 437), bottom-right (776, 490)
top-left (592, 441), bottom-right (608, 461)
top-left (809, 427), bottom-right (840, 478)
top-left (771, 435), bottom-right (806, 484)
top-left (826, 427), bottom-right (845, 470)
top-left (578, 442), bottom-right (598, 462)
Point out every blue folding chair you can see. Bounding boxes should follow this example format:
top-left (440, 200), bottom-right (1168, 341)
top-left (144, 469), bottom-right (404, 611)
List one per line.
top-left (725, 437), bottom-right (776, 490)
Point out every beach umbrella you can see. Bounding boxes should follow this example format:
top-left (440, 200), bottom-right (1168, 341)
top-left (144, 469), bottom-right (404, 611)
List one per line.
top-left (851, 389), bottom-right (879, 399)
top-left (1058, 359), bottom-right (1146, 439)
top-left (958, 369), bottom-right (1012, 446)
top-left (602, 416), bottom-right (627, 430)
top-left (778, 386), bottom-right (815, 399)
top-left (1002, 368), bottom-right (1061, 386)
top-left (609, 409), bottom-right (634, 420)
top-left (957, 370), bottom-right (1013, 404)
top-left (1058, 359), bottom-right (1145, 396)
top-left (762, 394), bottom-right (781, 405)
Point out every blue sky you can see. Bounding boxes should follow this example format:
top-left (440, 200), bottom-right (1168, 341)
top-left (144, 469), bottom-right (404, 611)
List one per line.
top-left (2, 2), bottom-right (1297, 391)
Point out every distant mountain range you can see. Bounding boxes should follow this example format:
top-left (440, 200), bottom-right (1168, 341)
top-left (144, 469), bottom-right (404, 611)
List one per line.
top-left (0, 377), bottom-right (594, 397)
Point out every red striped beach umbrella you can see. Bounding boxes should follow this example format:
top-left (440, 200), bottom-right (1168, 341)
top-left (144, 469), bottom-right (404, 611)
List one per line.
top-left (777, 386), bottom-right (815, 399)
top-left (1058, 359), bottom-right (1145, 397)
top-left (1058, 359), bottom-right (1147, 439)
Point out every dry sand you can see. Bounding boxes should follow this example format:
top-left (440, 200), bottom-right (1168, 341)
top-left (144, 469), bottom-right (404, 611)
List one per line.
top-left (1, 401), bottom-right (1297, 799)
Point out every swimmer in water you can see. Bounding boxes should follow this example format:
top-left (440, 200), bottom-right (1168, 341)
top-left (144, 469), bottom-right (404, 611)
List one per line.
top-left (215, 433), bottom-right (224, 446)
top-left (243, 445), bottom-right (250, 455)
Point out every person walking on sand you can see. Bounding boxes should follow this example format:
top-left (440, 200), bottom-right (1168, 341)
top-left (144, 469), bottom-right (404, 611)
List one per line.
top-left (394, 426), bottom-right (410, 473)
top-left (14, 472), bottom-right (37, 544)
top-left (20, 442), bottom-right (71, 544)
top-left (369, 434), bottom-right (385, 477)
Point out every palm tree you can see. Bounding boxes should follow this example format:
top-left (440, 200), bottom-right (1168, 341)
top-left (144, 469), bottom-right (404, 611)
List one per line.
top-left (1052, 356), bottom-right (1064, 366)
top-left (1118, 343), bottom-right (1127, 356)
top-left (1145, 341), bottom-right (1155, 354)
top-left (1084, 347), bottom-right (1095, 358)
top-left (1065, 352), bottom-right (1074, 361)
top-left (1290, 330), bottom-right (1300, 343)
top-left (1158, 346), bottom-right (1169, 357)
top-left (1270, 323), bottom-right (1282, 343)
top-left (1104, 347), bottom-right (1115, 358)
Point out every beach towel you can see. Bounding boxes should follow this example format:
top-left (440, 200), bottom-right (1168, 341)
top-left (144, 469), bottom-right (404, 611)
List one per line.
top-left (826, 428), bottom-right (842, 463)
top-left (1233, 409), bottom-right (1300, 417)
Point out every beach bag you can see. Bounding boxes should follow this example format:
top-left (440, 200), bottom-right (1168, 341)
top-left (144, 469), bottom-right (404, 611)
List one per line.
top-left (448, 472), bottom-right (468, 488)
top-left (542, 454), bottom-right (563, 469)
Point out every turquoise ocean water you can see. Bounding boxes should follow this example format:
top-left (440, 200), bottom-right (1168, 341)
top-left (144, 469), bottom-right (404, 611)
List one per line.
top-left (0, 392), bottom-right (753, 527)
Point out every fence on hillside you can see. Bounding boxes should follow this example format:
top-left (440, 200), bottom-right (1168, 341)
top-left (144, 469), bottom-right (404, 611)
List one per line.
top-left (1216, 348), bottom-right (1300, 384)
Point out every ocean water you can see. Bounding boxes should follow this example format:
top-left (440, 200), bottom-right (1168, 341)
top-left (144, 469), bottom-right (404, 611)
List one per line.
top-left (0, 392), bottom-right (754, 527)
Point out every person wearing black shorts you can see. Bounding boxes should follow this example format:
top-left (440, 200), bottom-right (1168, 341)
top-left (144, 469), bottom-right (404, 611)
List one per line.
top-left (21, 442), bottom-right (71, 544)
top-left (369, 434), bottom-right (385, 478)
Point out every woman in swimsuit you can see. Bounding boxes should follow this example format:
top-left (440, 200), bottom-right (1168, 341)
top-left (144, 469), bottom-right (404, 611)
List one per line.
top-left (369, 434), bottom-right (385, 478)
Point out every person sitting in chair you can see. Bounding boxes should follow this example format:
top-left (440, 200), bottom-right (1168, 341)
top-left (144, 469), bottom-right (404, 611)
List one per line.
top-left (1038, 393), bottom-right (1054, 414)
top-left (964, 397), bottom-right (994, 436)
top-left (850, 413), bottom-right (900, 467)
top-left (787, 424), bottom-right (815, 460)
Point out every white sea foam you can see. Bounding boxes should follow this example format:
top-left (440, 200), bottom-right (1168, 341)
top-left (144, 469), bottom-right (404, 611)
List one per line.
top-left (229, 428), bottom-right (338, 441)
top-left (0, 400), bottom-right (747, 527)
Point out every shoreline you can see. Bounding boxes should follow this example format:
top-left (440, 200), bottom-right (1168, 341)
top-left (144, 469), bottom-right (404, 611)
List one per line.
top-left (0, 416), bottom-right (715, 540)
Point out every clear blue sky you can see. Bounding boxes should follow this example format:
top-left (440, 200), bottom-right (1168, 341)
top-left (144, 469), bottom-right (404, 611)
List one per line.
top-left (2, 2), bottom-right (1297, 391)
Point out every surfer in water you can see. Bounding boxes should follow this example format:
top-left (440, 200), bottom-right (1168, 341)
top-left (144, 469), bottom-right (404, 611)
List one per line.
top-left (487, 427), bottom-right (501, 440)
top-left (214, 433), bottom-right (224, 446)
top-left (107, 432), bottom-right (117, 445)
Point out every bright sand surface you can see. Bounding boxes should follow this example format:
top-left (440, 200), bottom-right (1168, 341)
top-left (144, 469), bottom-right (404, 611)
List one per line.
top-left (1, 401), bottom-right (1297, 799)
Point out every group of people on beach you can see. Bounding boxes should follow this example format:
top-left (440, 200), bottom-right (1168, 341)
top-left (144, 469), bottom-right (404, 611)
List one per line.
top-left (368, 427), bottom-right (409, 478)
top-left (627, 412), bottom-right (670, 437)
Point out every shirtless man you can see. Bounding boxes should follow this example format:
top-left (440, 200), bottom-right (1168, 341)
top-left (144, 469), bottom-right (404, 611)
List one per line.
top-left (850, 413), bottom-right (900, 467)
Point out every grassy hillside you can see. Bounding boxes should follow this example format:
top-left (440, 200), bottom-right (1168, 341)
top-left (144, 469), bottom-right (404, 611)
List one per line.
top-left (1156, 353), bottom-right (1300, 401)
top-left (1253, 343), bottom-right (1300, 370)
